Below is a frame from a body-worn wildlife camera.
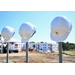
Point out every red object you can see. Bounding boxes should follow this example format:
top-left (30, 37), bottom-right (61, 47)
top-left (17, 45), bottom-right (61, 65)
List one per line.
top-left (15, 49), bottom-right (18, 51)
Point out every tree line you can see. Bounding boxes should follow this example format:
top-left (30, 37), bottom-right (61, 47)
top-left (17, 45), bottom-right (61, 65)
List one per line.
top-left (29, 41), bottom-right (46, 43)
top-left (62, 42), bottom-right (75, 51)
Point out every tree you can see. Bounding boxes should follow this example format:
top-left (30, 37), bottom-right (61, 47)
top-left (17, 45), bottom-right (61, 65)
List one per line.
top-left (30, 41), bottom-right (35, 43)
top-left (40, 41), bottom-right (44, 43)
top-left (62, 42), bottom-right (75, 51)
top-left (68, 45), bottom-right (73, 50)
top-left (65, 42), bottom-right (69, 50)
top-left (62, 42), bottom-right (66, 51)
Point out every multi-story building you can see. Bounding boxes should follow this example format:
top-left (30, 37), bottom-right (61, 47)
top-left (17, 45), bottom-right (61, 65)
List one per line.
top-left (0, 33), bottom-right (58, 53)
top-left (0, 33), bottom-right (1, 42)
top-left (0, 33), bottom-right (4, 43)
top-left (23, 43), bottom-right (58, 52)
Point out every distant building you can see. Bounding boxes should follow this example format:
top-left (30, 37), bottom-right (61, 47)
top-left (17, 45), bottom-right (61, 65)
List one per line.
top-left (0, 33), bottom-right (22, 53)
top-left (23, 43), bottom-right (58, 52)
top-left (0, 33), bottom-right (4, 42)
top-left (0, 33), bottom-right (58, 53)
top-left (0, 33), bottom-right (1, 41)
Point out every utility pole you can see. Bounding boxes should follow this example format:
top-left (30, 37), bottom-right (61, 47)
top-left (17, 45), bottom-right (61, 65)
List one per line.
top-left (59, 42), bottom-right (62, 63)
top-left (6, 42), bottom-right (9, 63)
top-left (26, 42), bottom-right (28, 63)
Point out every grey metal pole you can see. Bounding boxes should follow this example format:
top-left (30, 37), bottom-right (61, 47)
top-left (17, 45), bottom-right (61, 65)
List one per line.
top-left (6, 42), bottom-right (9, 63)
top-left (26, 42), bottom-right (28, 63)
top-left (59, 42), bottom-right (62, 63)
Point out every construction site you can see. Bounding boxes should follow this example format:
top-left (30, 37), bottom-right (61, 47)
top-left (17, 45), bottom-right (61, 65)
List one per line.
top-left (0, 11), bottom-right (74, 64)
top-left (0, 51), bottom-right (75, 63)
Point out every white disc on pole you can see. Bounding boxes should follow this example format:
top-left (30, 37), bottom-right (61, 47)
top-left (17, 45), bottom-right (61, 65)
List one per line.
top-left (50, 15), bottom-right (72, 42)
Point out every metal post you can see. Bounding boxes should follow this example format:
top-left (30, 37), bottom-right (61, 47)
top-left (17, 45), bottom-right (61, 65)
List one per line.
top-left (6, 42), bottom-right (9, 63)
top-left (26, 42), bottom-right (28, 63)
top-left (59, 42), bottom-right (62, 63)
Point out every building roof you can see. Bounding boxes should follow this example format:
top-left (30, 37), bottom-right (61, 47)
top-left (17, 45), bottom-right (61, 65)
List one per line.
top-left (1, 38), bottom-right (21, 43)
top-left (8, 38), bottom-right (21, 42)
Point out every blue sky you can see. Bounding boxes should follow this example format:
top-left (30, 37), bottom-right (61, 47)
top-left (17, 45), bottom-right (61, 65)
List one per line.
top-left (0, 11), bottom-right (75, 43)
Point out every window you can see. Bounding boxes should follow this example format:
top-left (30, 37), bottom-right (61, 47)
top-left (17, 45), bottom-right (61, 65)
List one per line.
top-left (36, 44), bottom-right (38, 46)
top-left (43, 47), bottom-right (46, 48)
top-left (48, 44), bottom-right (50, 46)
top-left (43, 44), bottom-right (46, 46)
top-left (48, 44), bottom-right (52, 46)
top-left (11, 42), bottom-right (14, 45)
top-left (15, 44), bottom-right (18, 48)
top-left (48, 47), bottom-right (50, 49)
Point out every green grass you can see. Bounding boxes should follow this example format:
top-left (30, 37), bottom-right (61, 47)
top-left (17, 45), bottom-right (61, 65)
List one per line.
top-left (53, 51), bottom-right (75, 56)
top-left (53, 52), bottom-right (59, 54)
top-left (62, 51), bottom-right (75, 56)
top-left (29, 51), bottom-right (45, 54)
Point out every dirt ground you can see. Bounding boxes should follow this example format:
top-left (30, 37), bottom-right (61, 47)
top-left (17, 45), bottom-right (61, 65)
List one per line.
top-left (0, 51), bottom-right (75, 63)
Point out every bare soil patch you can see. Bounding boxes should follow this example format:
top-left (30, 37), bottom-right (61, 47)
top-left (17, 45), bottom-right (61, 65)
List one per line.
top-left (0, 51), bottom-right (75, 63)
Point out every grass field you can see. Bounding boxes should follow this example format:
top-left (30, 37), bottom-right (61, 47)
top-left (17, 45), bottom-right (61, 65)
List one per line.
top-left (54, 50), bottom-right (75, 56)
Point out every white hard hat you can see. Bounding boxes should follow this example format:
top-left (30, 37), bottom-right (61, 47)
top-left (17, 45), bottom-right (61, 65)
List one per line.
top-left (31, 25), bottom-right (36, 37)
top-left (21, 38), bottom-right (30, 43)
top-left (19, 22), bottom-right (36, 43)
top-left (50, 15), bottom-right (72, 42)
top-left (1, 26), bottom-right (15, 42)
